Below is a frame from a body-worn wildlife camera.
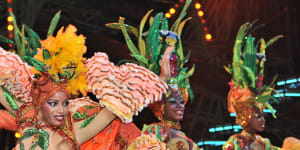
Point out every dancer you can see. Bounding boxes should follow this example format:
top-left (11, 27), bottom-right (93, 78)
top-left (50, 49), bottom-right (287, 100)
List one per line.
top-left (0, 12), bottom-right (167, 150)
top-left (107, 0), bottom-right (198, 149)
top-left (222, 21), bottom-right (283, 150)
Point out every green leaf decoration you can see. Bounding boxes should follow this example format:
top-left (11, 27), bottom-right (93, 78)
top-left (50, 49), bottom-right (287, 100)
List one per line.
top-left (24, 25), bottom-right (41, 56)
top-left (141, 124), bottom-right (149, 133)
top-left (177, 17), bottom-right (192, 37)
top-left (80, 115), bottom-right (96, 129)
top-left (118, 17), bottom-right (140, 57)
top-left (154, 124), bottom-right (162, 141)
top-left (188, 86), bottom-right (194, 101)
top-left (47, 10), bottom-right (61, 37)
top-left (37, 130), bottom-right (49, 150)
top-left (139, 9), bottom-right (154, 57)
top-left (19, 129), bottom-right (38, 142)
top-left (266, 35), bottom-right (284, 48)
top-left (145, 12), bottom-right (163, 60)
top-left (131, 54), bottom-right (148, 66)
top-left (42, 49), bottom-right (51, 60)
top-left (161, 17), bottom-right (169, 31)
top-left (24, 56), bottom-right (45, 72)
top-left (106, 23), bottom-right (139, 39)
top-left (20, 143), bottom-right (25, 150)
top-left (30, 142), bottom-right (38, 150)
top-left (170, 0), bottom-right (192, 33)
top-left (0, 35), bottom-right (14, 44)
top-left (1, 86), bottom-right (19, 111)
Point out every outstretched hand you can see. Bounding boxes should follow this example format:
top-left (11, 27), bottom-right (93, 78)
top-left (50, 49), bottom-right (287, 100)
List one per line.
top-left (159, 46), bottom-right (175, 82)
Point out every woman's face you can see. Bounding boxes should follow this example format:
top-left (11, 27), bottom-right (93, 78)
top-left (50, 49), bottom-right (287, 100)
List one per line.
top-left (40, 91), bottom-right (69, 127)
top-left (247, 108), bottom-right (265, 132)
top-left (163, 91), bottom-right (185, 122)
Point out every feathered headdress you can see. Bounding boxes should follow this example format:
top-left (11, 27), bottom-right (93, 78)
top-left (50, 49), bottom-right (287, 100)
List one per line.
top-left (106, 0), bottom-right (194, 121)
top-left (0, 11), bottom-right (88, 106)
top-left (225, 20), bottom-right (283, 127)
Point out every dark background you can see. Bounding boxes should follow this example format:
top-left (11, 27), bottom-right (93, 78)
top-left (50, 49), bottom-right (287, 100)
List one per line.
top-left (0, 0), bottom-right (300, 149)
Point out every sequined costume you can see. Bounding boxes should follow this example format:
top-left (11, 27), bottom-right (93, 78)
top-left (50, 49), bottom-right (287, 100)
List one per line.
top-left (222, 21), bottom-right (283, 150)
top-left (0, 12), bottom-right (167, 150)
top-left (107, 0), bottom-right (198, 149)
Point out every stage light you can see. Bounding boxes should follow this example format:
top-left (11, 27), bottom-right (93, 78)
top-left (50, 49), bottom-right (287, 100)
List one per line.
top-left (169, 8), bottom-right (176, 14)
top-left (165, 13), bottom-right (171, 18)
top-left (198, 10), bottom-right (204, 17)
top-left (7, 25), bottom-right (14, 31)
top-left (7, 16), bottom-right (13, 22)
top-left (205, 33), bottom-right (212, 41)
top-left (195, 3), bottom-right (201, 9)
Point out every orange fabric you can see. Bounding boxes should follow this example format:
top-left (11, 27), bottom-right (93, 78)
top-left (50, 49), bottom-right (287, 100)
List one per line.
top-left (80, 120), bottom-right (141, 150)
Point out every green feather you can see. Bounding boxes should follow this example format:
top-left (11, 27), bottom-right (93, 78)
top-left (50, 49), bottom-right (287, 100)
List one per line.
top-left (131, 54), bottom-right (149, 67)
top-left (266, 35), bottom-right (284, 48)
top-left (0, 35), bottom-right (14, 44)
top-left (23, 56), bottom-right (45, 72)
top-left (138, 9), bottom-right (154, 57)
top-left (170, 0), bottom-right (192, 32)
top-left (47, 11), bottom-right (61, 37)
top-left (1, 86), bottom-right (19, 111)
top-left (118, 17), bottom-right (140, 57)
top-left (106, 23), bottom-right (139, 38)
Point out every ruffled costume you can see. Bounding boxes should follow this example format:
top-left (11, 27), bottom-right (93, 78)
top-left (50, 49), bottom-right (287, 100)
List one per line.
top-left (0, 11), bottom-right (167, 150)
top-left (222, 21), bottom-right (283, 150)
top-left (106, 0), bottom-right (198, 149)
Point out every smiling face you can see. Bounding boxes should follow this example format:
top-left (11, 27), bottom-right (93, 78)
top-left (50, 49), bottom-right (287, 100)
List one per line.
top-left (163, 91), bottom-right (185, 122)
top-left (39, 91), bottom-right (69, 127)
top-left (246, 107), bottom-right (265, 132)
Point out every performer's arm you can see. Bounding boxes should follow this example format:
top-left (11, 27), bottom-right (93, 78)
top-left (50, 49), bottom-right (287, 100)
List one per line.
top-left (74, 107), bottom-right (116, 144)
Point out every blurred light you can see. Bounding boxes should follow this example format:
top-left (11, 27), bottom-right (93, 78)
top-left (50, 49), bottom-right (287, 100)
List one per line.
top-left (180, 0), bottom-right (184, 3)
top-left (277, 78), bottom-right (300, 86)
top-left (205, 33), bottom-right (212, 41)
top-left (7, 16), bottom-right (13, 22)
top-left (169, 8), bottom-right (176, 14)
top-left (7, 0), bottom-right (12, 3)
top-left (15, 132), bottom-right (21, 138)
top-left (230, 109), bottom-right (277, 117)
top-left (197, 141), bottom-right (226, 146)
top-left (201, 19), bottom-right (206, 24)
top-left (9, 33), bottom-right (13, 39)
top-left (209, 125), bottom-right (242, 133)
top-left (175, 4), bottom-right (179, 8)
top-left (197, 10), bottom-right (204, 17)
top-left (204, 27), bottom-right (208, 31)
top-left (7, 25), bottom-right (14, 31)
top-left (165, 13), bottom-right (171, 18)
top-left (8, 8), bottom-right (13, 12)
top-left (274, 93), bottom-right (300, 97)
top-left (195, 3), bottom-right (201, 9)
top-left (8, 43), bottom-right (13, 47)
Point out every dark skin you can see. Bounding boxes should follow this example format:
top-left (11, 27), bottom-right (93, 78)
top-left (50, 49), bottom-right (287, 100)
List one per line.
top-left (243, 107), bottom-right (266, 135)
top-left (163, 90), bottom-right (185, 122)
